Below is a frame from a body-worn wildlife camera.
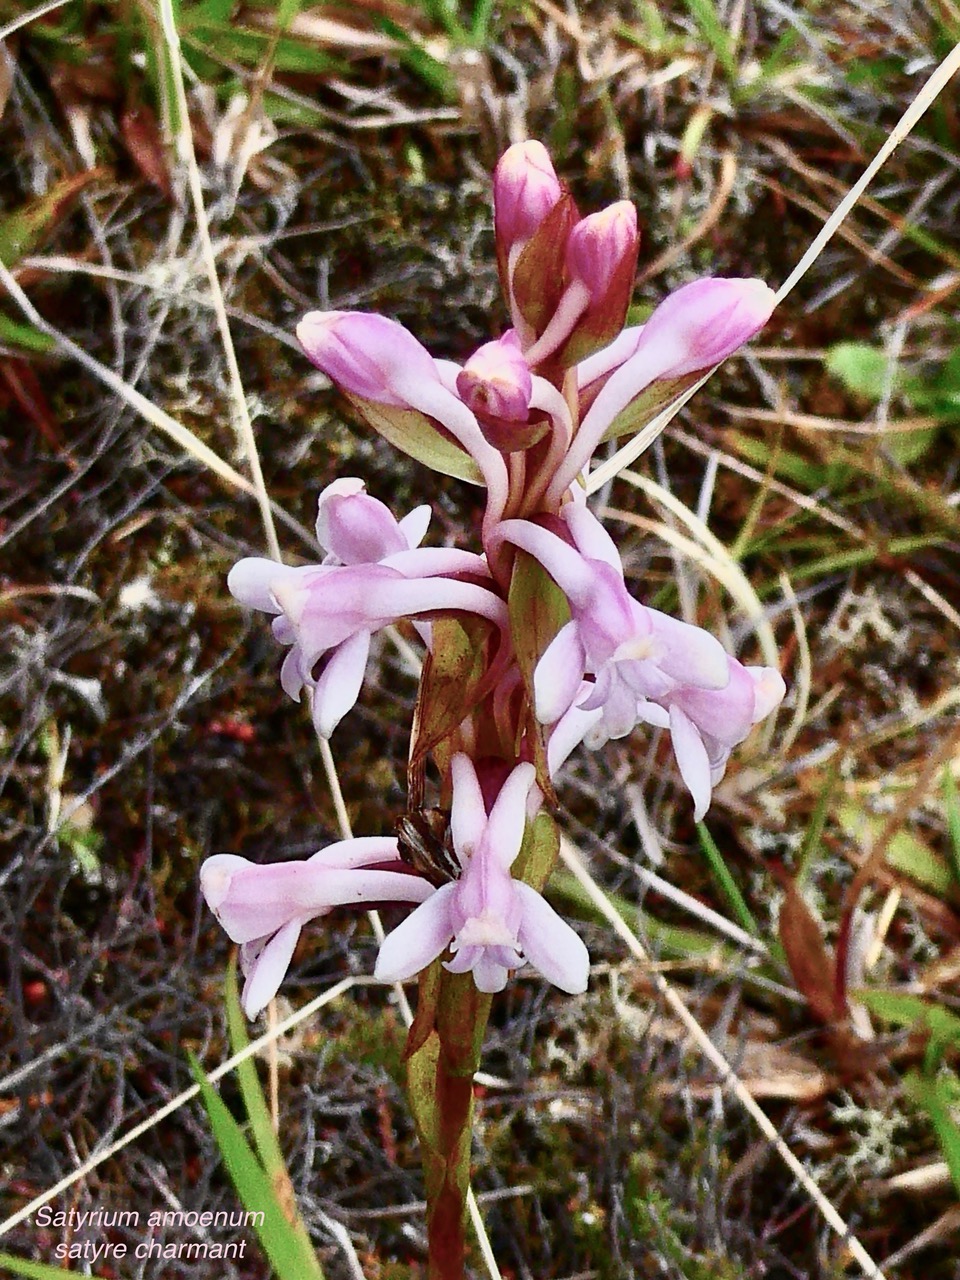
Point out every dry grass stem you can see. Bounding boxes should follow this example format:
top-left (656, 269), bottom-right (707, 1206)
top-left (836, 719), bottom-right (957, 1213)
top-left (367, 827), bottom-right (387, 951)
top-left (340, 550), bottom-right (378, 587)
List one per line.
top-left (557, 837), bottom-right (887, 1280)
top-left (156, 0), bottom-right (282, 563)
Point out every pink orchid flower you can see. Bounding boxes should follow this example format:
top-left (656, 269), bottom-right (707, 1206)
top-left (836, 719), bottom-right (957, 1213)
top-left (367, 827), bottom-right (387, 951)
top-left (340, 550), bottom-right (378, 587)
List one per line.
top-left (375, 755), bottom-right (590, 994)
top-left (495, 505), bottom-right (784, 818)
top-left (201, 838), bottom-right (434, 1017)
top-left (229, 479), bottom-right (506, 738)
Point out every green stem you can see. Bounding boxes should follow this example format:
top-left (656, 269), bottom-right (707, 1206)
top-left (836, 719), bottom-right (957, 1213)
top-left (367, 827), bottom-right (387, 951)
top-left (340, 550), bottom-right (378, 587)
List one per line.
top-left (405, 967), bottom-right (492, 1280)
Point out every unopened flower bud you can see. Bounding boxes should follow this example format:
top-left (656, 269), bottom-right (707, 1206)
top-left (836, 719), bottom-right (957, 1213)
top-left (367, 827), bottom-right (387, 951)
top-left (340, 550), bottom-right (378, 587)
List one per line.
top-left (456, 332), bottom-right (532, 424)
top-left (565, 202), bottom-right (638, 304)
top-left (493, 141), bottom-right (563, 254)
top-left (632, 277), bottom-right (776, 379)
top-left (296, 311), bottom-right (439, 408)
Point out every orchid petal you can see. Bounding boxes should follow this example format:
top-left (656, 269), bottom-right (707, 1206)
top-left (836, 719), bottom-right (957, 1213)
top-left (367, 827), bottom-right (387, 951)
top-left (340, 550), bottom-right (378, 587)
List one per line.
top-left (307, 836), bottom-right (404, 870)
top-left (242, 919), bottom-right (302, 1018)
top-left (484, 760), bottom-right (536, 869)
top-left (380, 547), bottom-right (489, 579)
top-left (646, 608), bottom-right (730, 689)
top-left (494, 519), bottom-right (599, 606)
top-left (546, 696), bottom-right (604, 776)
top-left (431, 358), bottom-right (462, 394)
top-left (228, 558), bottom-right (303, 613)
top-left (279, 647), bottom-right (305, 702)
top-left (443, 944), bottom-right (482, 975)
top-left (456, 334), bottom-right (533, 422)
top-left (201, 853), bottom-right (433, 945)
top-left (534, 621), bottom-right (587, 724)
top-left (671, 659), bottom-right (754, 745)
top-left (374, 885), bottom-right (457, 982)
top-left (402, 379), bottom-right (509, 511)
top-left (746, 665), bottom-right (787, 723)
top-left (669, 704), bottom-right (713, 820)
top-left (201, 856), bottom-right (312, 943)
top-left (316, 484), bottom-right (408, 563)
top-left (397, 503), bottom-right (432, 549)
top-left (633, 698), bottom-right (670, 730)
top-left (450, 754), bottom-right (488, 863)
top-left (563, 503), bottom-right (624, 575)
top-left (595, 676), bottom-right (641, 740)
top-left (467, 954), bottom-right (511, 993)
top-left (311, 630), bottom-right (371, 738)
top-left (515, 882), bottom-right (590, 994)
top-left (579, 278), bottom-right (775, 443)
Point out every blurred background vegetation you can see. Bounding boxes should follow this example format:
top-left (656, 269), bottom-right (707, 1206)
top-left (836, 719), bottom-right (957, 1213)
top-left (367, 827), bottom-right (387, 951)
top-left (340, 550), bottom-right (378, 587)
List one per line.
top-left (2, 0), bottom-right (960, 1276)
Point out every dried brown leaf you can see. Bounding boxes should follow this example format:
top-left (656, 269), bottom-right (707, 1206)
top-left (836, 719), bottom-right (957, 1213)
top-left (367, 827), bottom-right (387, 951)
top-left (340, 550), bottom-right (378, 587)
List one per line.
top-left (121, 104), bottom-right (173, 199)
top-left (779, 881), bottom-right (843, 1025)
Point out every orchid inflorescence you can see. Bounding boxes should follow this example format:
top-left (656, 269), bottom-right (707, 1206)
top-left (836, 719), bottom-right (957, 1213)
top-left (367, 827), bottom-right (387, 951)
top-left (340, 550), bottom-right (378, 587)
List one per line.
top-left (201, 140), bottom-right (784, 1020)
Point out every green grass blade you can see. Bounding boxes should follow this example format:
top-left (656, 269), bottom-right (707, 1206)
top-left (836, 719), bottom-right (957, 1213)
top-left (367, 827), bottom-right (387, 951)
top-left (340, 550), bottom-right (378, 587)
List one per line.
top-left (379, 18), bottom-right (454, 98)
top-left (277, 0), bottom-right (304, 31)
top-left (551, 869), bottom-right (738, 961)
top-left (0, 1254), bottom-right (95, 1280)
top-left (0, 313), bottom-right (56, 353)
top-left (696, 823), bottom-right (760, 936)
top-left (857, 989), bottom-right (960, 1070)
top-left (195, 0), bottom-right (234, 20)
top-left (837, 803), bottom-right (960, 900)
top-left (224, 953), bottom-right (286, 1179)
top-left (942, 766), bottom-right (960, 888)
top-left (469, 0), bottom-right (496, 45)
top-left (682, 0), bottom-right (737, 81)
top-left (796, 762), bottom-right (839, 884)
top-left (187, 1053), bottom-right (326, 1280)
top-left (904, 1071), bottom-right (960, 1196)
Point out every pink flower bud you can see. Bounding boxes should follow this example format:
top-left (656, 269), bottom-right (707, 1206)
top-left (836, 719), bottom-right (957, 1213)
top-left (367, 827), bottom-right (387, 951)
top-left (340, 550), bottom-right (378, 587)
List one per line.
top-left (547, 276), bottom-right (776, 499)
top-left (296, 311), bottom-right (511, 523)
top-left (493, 141), bottom-right (563, 252)
top-left (565, 201), bottom-right (638, 304)
top-left (456, 332), bottom-right (532, 424)
top-left (632, 277), bottom-right (775, 379)
top-left (296, 310), bottom-right (440, 408)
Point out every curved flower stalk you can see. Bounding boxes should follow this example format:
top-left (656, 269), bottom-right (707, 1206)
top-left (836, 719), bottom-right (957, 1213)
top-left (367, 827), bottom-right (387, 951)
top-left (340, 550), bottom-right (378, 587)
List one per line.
top-left (375, 755), bottom-right (589, 994)
top-left (200, 838), bottom-right (434, 1017)
top-left (494, 506), bottom-right (784, 818)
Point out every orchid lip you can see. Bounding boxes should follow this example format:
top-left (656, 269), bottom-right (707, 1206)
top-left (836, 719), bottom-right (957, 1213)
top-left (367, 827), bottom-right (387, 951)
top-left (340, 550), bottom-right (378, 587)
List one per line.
top-left (613, 635), bottom-right (656, 662)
